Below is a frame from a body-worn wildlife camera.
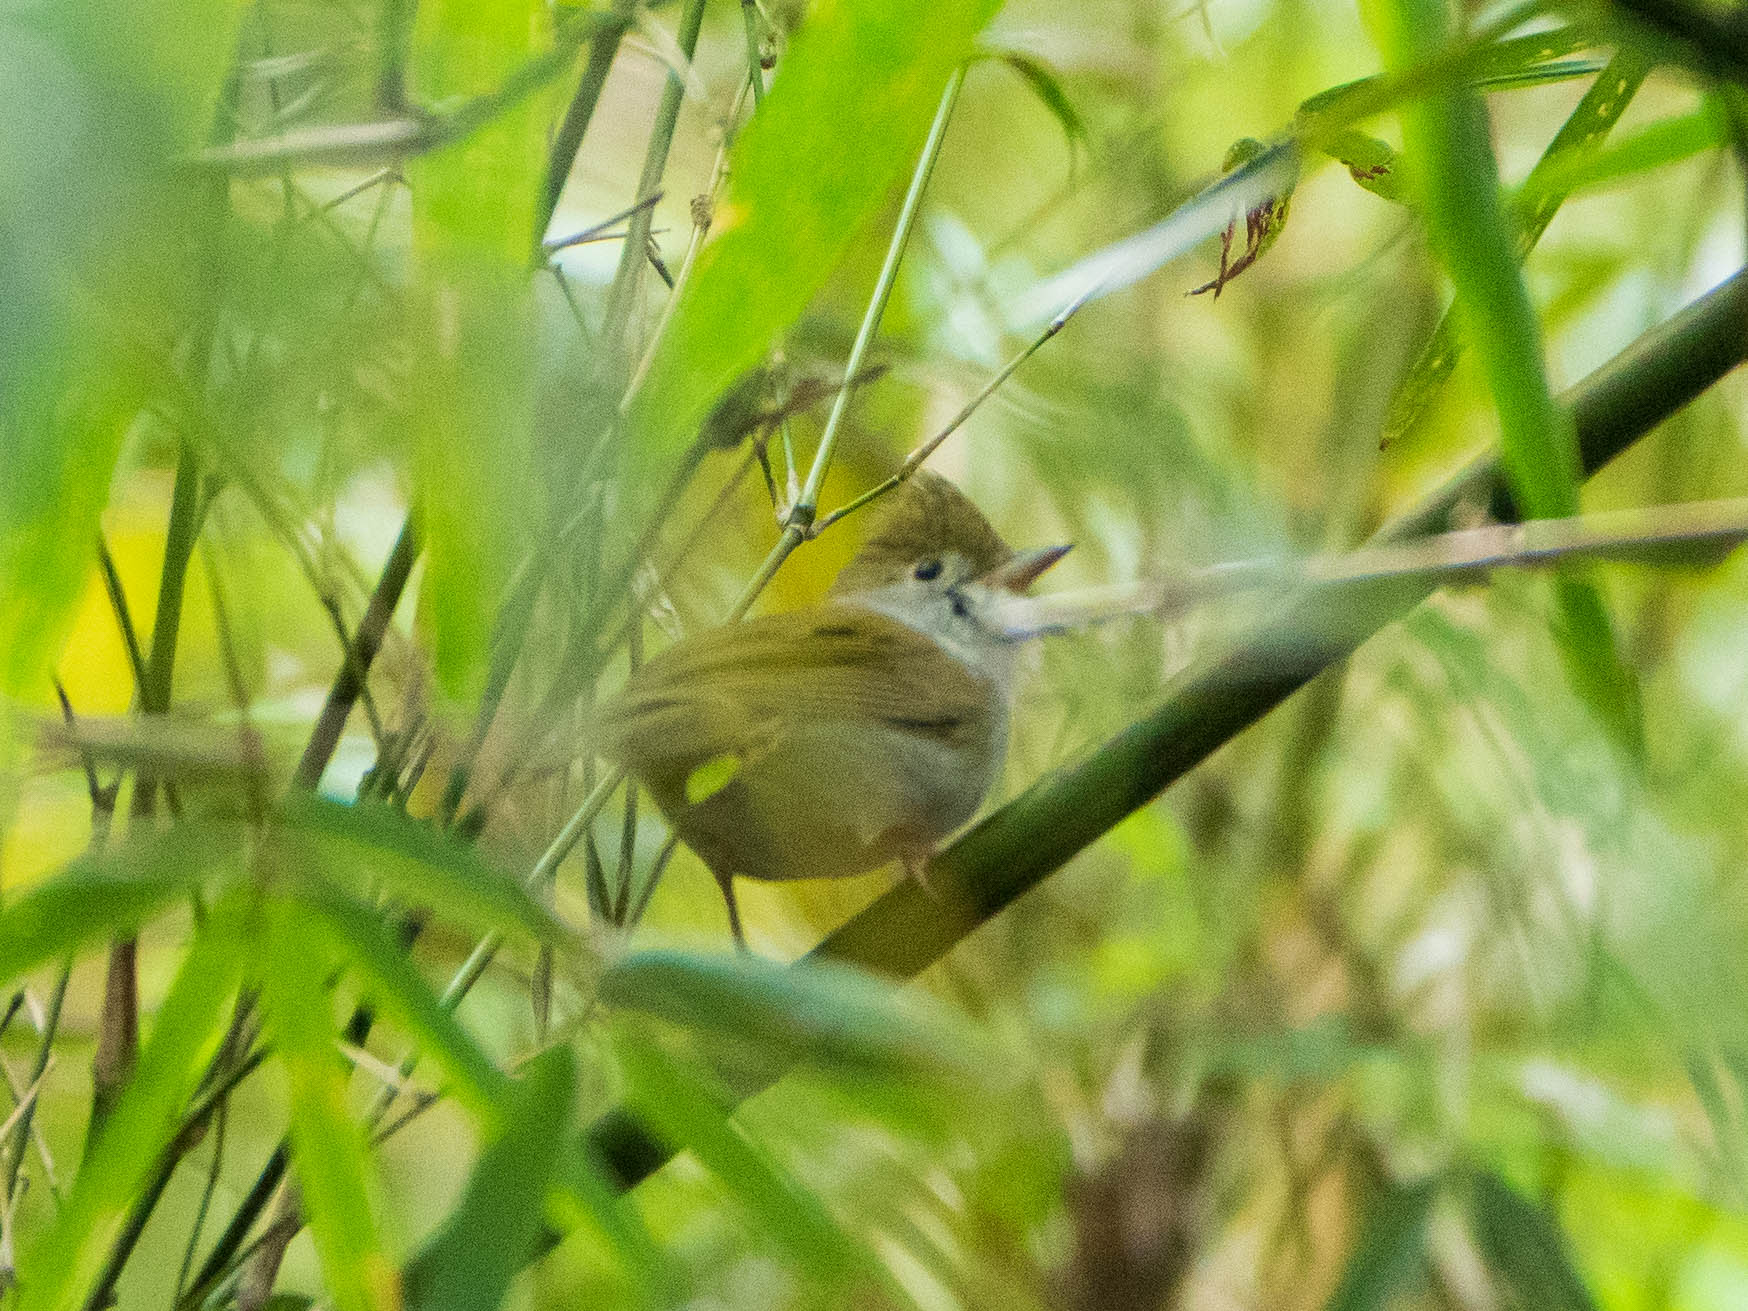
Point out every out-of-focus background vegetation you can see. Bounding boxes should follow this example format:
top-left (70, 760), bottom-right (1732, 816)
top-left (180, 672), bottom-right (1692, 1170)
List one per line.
top-left (6, 0), bottom-right (1748, 1306)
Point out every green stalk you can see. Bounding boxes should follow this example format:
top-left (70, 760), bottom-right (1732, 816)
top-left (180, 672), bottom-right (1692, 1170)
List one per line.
top-left (599, 0), bottom-right (711, 351)
top-left (725, 67), bottom-right (965, 621)
top-left (89, 438), bottom-right (205, 1139)
top-left (790, 66), bottom-right (963, 526)
top-left (533, 4), bottom-right (635, 254)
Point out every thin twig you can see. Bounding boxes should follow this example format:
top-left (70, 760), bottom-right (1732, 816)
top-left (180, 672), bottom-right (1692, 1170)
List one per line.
top-left (624, 75), bottom-right (755, 404)
top-left (599, 0), bottom-right (710, 353)
top-left (740, 0), bottom-right (768, 106)
top-left (716, 68), bottom-right (965, 624)
top-left (172, 1097), bottom-right (228, 1305)
top-left (790, 68), bottom-right (964, 528)
top-left (293, 518), bottom-right (419, 791)
top-left (95, 535), bottom-right (149, 699)
top-left (612, 617), bottom-right (644, 922)
top-left (543, 190), bottom-right (664, 254)
top-left (534, 4), bottom-right (636, 252)
top-left (813, 283), bottom-right (1096, 534)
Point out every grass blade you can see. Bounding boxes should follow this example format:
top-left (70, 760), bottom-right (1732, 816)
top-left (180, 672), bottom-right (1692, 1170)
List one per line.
top-left (1383, 50), bottom-right (1655, 446)
top-left (0, 825), bottom-right (239, 985)
top-left (285, 794), bottom-right (568, 947)
top-left (1467, 1170), bottom-right (1598, 1311)
top-left (627, 0), bottom-right (1005, 468)
top-left (1373, 1), bottom-right (1644, 756)
top-left (298, 888), bottom-right (512, 1124)
top-left (257, 899), bottom-right (396, 1311)
top-left (601, 950), bottom-right (987, 1085)
top-left (403, 1046), bottom-right (576, 1311)
top-left (1324, 1177), bottom-right (1438, 1311)
top-left (615, 1033), bottom-right (872, 1288)
top-left (18, 899), bottom-right (246, 1311)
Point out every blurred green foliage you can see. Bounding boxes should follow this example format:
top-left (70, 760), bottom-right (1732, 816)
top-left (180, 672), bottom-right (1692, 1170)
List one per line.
top-left (5, 0), bottom-right (1748, 1308)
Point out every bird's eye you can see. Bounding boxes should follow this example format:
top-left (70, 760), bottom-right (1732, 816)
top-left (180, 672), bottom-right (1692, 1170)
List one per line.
top-left (950, 591), bottom-right (971, 619)
top-left (912, 558), bottom-right (943, 581)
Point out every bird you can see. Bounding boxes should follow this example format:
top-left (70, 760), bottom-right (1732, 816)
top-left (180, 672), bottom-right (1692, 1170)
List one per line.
top-left (595, 472), bottom-right (1069, 944)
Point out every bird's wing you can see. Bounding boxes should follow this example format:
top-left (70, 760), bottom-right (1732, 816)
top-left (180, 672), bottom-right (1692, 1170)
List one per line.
top-left (594, 603), bottom-right (994, 776)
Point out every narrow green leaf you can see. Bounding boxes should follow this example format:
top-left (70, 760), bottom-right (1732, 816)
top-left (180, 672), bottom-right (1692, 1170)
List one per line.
top-left (1467, 1170), bottom-right (1598, 1311)
top-left (549, 1136), bottom-right (671, 1303)
top-left (284, 793), bottom-right (567, 947)
top-left (1371, 0), bottom-right (1580, 518)
top-left (614, 1032), bottom-right (871, 1286)
top-left (404, 1046), bottom-right (576, 1311)
top-left (297, 887), bottom-right (512, 1124)
top-left (600, 950), bottom-right (987, 1083)
top-left (628, 0), bottom-right (1004, 468)
top-left (1523, 101), bottom-right (1728, 200)
top-left (406, 0), bottom-right (550, 699)
top-left (1294, 24), bottom-right (1597, 125)
top-left (1371, 3), bottom-right (1644, 758)
top-left (981, 48), bottom-right (1088, 159)
top-left (1383, 51), bottom-right (1653, 447)
top-left (0, 1), bottom-right (243, 700)
top-left (18, 899), bottom-right (247, 1311)
top-left (258, 899), bottom-right (397, 1311)
top-left (1324, 1177), bottom-right (1439, 1311)
top-left (0, 825), bottom-right (239, 985)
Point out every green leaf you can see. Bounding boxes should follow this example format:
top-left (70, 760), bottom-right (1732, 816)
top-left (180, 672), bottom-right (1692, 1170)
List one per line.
top-left (0, 824), bottom-right (240, 985)
top-left (548, 1135), bottom-right (672, 1303)
top-left (1322, 129), bottom-right (1406, 202)
top-left (1522, 100), bottom-right (1728, 201)
top-left (284, 793), bottom-right (567, 947)
top-left (1383, 52), bottom-right (1653, 447)
top-left (1467, 1170), bottom-right (1598, 1311)
top-left (614, 1032), bottom-right (872, 1287)
top-left (404, 1045), bottom-right (577, 1311)
top-left (19, 898), bottom-right (247, 1311)
top-left (257, 898), bottom-right (397, 1311)
top-left (1370, 5), bottom-right (1643, 760)
top-left (600, 950), bottom-right (988, 1083)
top-left (627, 0), bottom-right (1004, 469)
top-left (297, 887), bottom-right (512, 1124)
top-left (405, 0), bottom-right (551, 700)
top-left (980, 47), bottom-right (1088, 159)
top-left (0, 1), bottom-right (243, 701)
top-left (1324, 1177), bottom-right (1439, 1311)
top-left (1370, 0), bottom-right (1580, 520)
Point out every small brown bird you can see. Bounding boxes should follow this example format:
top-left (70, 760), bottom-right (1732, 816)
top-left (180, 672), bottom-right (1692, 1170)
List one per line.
top-left (596, 473), bottom-right (1068, 943)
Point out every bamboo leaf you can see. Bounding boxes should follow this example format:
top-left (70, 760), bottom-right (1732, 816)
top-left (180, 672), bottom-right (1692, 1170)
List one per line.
top-left (1371, 2), bottom-right (1644, 759)
top-left (1324, 1177), bottom-right (1439, 1311)
top-left (600, 950), bottom-right (988, 1083)
top-left (257, 899), bottom-right (396, 1311)
top-left (1522, 100), bottom-right (1728, 200)
top-left (548, 1136), bottom-right (671, 1303)
top-left (0, 825), bottom-right (240, 985)
top-left (1467, 1170), bottom-right (1598, 1311)
top-left (18, 899), bottom-right (247, 1311)
top-left (980, 47), bottom-right (1088, 159)
top-left (614, 1032), bottom-right (872, 1287)
top-left (404, 1046), bottom-right (576, 1311)
top-left (298, 887), bottom-right (512, 1124)
top-left (628, 0), bottom-right (1005, 468)
top-left (0, 3), bottom-right (243, 701)
top-left (284, 793), bottom-right (568, 947)
top-left (406, 0), bottom-right (550, 699)
top-left (1383, 51), bottom-right (1653, 447)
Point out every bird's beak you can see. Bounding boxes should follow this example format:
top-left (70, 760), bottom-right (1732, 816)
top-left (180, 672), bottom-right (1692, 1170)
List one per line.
top-left (982, 544), bottom-right (1072, 593)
